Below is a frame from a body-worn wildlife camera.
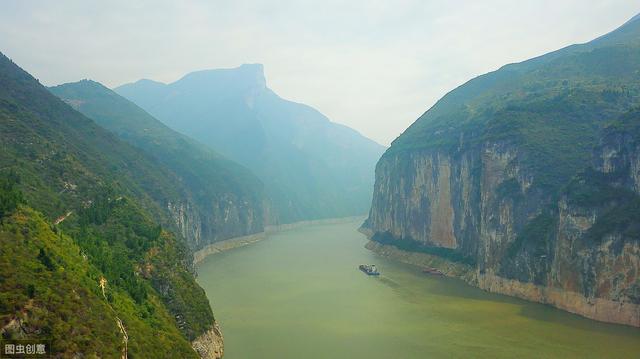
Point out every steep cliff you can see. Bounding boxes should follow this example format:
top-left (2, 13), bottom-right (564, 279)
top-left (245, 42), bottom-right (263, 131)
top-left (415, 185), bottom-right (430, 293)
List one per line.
top-left (364, 15), bottom-right (640, 326)
top-left (49, 80), bottom-right (266, 252)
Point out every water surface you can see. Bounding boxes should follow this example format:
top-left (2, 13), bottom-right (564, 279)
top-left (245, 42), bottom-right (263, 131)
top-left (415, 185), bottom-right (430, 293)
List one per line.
top-left (197, 220), bottom-right (640, 358)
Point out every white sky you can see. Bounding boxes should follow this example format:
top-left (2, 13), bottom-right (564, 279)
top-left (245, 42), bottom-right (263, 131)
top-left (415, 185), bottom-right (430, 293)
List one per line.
top-left (1, 1), bottom-right (638, 145)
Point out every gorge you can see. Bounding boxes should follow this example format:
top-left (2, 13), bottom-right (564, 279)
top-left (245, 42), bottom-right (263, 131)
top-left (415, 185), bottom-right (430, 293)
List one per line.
top-left (0, 47), bottom-right (383, 357)
top-left (1, 6), bottom-right (640, 359)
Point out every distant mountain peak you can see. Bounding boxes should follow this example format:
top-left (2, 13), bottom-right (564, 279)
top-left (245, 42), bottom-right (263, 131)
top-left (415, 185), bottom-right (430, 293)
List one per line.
top-left (238, 63), bottom-right (264, 73)
top-left (235, 63), bottom-right (266, 89)
top-left (77, 78), bottom-right (109, 89)
top-left (176, 63), bottom-right (267, 91)
top-left (128, 78), bottom-right (167, 88)
top-left (114, 63), bottom-right (385, 224)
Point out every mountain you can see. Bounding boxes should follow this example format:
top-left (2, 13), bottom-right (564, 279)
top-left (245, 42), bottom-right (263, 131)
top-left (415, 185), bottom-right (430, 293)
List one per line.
top-left (363, 14), bottom-right (640, 327)
top-left (0, 52), bottom-right (222, 357)
top-left (116, 64), bottom-right (386, 224)
top-left (49, 79), bottom-right (266, 251)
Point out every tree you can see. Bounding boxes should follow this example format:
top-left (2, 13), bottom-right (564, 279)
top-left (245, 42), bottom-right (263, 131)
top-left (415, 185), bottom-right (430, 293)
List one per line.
top-left (0, 171), bottom-right (24, 218)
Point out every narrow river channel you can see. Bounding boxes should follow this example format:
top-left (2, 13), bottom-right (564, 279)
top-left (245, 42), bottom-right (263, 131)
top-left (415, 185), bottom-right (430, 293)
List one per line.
top-left (196, 219), bottom-right (640, 359)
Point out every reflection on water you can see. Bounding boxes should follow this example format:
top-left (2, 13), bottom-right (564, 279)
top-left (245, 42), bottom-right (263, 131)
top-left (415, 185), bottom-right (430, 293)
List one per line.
top-left (375, 276), bottom-right (401, 289)
top-left (197, 220), bottom-right (640, 359)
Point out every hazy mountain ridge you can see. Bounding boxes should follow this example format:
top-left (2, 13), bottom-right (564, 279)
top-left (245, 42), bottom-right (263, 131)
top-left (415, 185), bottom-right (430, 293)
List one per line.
top-left (116, 64), bottom-right (386, 224)
top-left (49, 79), bottom-right (267, 252)
top-left (364, 14), bottom-right (640, 326)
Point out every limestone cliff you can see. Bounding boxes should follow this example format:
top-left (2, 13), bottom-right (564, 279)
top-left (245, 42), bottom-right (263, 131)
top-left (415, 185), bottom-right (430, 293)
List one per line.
top-left (364, 15), bottom-right (640, 327)
top-left (192, 322), bottom-right (224, 359)
top-left (167, 194), bottom-right (265, 252)
top-left (365, 115), bottom-right (640, 327)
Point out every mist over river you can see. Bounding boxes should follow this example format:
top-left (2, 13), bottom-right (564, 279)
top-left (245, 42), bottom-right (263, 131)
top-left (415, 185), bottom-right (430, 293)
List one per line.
top-left (196, 219), bottom-right (640, 359)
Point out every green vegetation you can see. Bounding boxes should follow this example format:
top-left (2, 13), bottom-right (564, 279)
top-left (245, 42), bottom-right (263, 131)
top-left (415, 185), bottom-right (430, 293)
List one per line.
top-left (560, 107), bottom-right (640, 244)
top-left (587, 197), bottom-right (640, 243)
top-left (0, 53), bottom-right (215, 356)
top-left (0, 206), bottom-right (200, 358)
top-left (371, 231), bottom-right (476, 266)
top-left (505, 211), bottom-right (557, 258)
top-left (1, 208), bottom-right (122, 357)
top-left (64, 186), bottom-right (215, 341)
top-left (565, 168), bottom-right (640, 244)
top-left (495, 178), bottom-right (523, 202)
top-left (0, 171), bottom-right (23, 218)
top-left (375, 15), bottom-right (640, 267)
top-left (146, 235), bottom-right (215, 341)
top-left (49, 80), bottom-right (266, 226)
top-left (387, 21), bottom-right (640, 196)
top-left (603, 107), bottom-right (640, 137)
top-left (0, 54), bottom-right (182, 224)
top-left (565, 169), bottom-right (630, 208)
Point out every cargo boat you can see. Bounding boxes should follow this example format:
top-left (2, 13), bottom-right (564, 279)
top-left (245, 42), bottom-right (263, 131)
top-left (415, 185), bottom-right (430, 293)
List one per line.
top-left (359, 264), bottom-right (380, 276)
top-left (423, 267), bottom-right (444, 276)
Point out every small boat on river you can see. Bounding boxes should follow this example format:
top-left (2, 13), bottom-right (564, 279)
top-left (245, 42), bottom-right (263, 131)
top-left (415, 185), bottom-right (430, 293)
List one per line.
top-left (359, 264), bottom-right (380, 276)
top-left (423, 267), bottom-right (444, 276)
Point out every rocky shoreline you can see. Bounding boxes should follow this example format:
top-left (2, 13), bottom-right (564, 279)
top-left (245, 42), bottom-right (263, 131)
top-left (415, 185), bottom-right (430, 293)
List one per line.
top-left (365, 240), bottom-right (640, 328)
top-left (364, 240), bottom-right (477, 284)
top-left (192, 322), bottom-right (224, 359)
top-left (193, 232), bottom-right (267, 264)
top-left (194, 216), bottom-right (365, 265)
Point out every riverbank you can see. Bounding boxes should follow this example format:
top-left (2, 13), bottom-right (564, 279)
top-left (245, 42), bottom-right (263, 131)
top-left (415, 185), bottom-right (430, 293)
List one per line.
top-left (194, 216), bottom-right (365, 265)
top-left (193, 232), bottom-right (267, 264)
top-left (192, 322), bottom-right (224, 359)
top-left (365, 240), bottom-right (640, 328)
top-left (197, 220), bottom-right (640, 358)
top-left (364, 240), bottom-right (477, 284)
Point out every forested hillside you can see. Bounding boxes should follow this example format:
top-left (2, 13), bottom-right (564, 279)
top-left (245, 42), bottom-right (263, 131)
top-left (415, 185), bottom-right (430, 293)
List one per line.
top-left (0, 52), bottom-right (222, 357)
top-left (50, 80), bottom-right (267, 251)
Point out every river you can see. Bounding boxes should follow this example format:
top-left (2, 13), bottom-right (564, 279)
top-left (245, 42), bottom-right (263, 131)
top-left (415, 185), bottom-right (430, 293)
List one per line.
top-left (196, 219), bottom-right (640, 358)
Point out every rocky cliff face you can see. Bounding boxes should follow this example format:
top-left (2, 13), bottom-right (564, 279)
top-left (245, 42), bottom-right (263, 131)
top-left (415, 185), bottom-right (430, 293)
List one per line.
top-left (364, 14), bottom-right (640, 326)
top-left (366, 141), bottom-right (541, 267)
top-left (365, 121), bottom-right (640, 327)
top-left (167, 194), bottom-right (265, 252)
top-left (192, 322), bottom-right (224, 359)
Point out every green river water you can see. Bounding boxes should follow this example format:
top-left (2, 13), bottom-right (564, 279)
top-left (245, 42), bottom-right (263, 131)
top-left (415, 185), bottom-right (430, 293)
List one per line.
top-left (196, 219), bottom-right (640, 358)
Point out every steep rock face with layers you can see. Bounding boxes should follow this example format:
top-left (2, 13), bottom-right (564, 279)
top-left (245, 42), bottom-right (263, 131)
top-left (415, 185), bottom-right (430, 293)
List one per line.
top-left (364, 15), bottom-right (640, 326)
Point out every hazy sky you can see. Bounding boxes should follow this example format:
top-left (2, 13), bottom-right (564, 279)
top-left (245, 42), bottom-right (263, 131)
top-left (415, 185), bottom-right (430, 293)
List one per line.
top-left (1, 1), bottom-right (639, 145)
